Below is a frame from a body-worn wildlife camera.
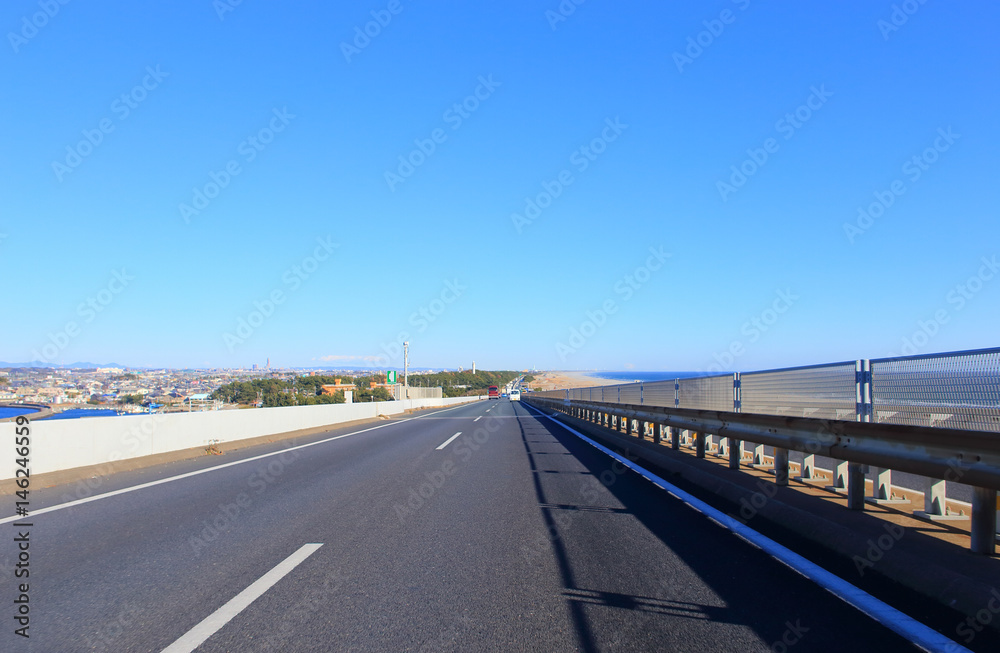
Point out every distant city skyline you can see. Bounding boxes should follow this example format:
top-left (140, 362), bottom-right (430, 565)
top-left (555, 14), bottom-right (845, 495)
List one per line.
top-left (2, 2), bottom-right (997, 371)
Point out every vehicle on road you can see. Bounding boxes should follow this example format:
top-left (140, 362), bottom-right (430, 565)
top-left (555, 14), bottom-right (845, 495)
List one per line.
top-left (488, 385), bottom-right (499, 399)
top-left (510, 390), bottom-right (520, 401)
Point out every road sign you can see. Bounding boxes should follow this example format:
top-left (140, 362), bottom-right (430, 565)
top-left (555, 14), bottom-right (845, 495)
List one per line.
top-left (387, 370), bottom-right (397, 383)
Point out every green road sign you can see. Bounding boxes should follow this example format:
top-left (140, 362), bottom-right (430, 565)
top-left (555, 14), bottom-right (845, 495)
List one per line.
top-left (387, 370), bottom-right (397, 383)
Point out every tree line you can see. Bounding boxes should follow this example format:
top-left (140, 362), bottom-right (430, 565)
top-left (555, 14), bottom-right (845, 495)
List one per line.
top-left (210, 371), bottom-right (532, 406)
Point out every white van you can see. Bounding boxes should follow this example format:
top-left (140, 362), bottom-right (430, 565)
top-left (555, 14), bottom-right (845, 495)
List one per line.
top-left (510, 389), bottom-right (520, 401)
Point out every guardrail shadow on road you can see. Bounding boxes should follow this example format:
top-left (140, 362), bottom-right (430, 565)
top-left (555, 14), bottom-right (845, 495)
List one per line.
top-left (511, 406), bottom-right (923, 653)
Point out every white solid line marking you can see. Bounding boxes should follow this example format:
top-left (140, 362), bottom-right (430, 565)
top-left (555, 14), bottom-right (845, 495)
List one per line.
top-left (0, 402), bottom-right (478, 525)
top-left (474, 416), bottom-right (482, 422)
top-left (520, 403), bottom-right (970, 653)
top-left (436, 432), bottom-right (462, 450)
top-left (162, 543), bottom-right (322, 653)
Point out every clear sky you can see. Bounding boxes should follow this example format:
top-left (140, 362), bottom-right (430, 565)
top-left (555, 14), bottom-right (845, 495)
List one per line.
top-left (1, 1), bottom-right (997, 372)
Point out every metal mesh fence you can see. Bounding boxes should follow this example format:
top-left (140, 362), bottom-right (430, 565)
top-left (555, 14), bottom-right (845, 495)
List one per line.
top-left (741, 362), bottom-right (857, 420)
top-left (871, 348), bottom-right (1000, 432)
top-left (618, 383), bottom-right (642, 405)
top-left (642, 380), bottom-right (675, 407)
top-left (528, 349), bottom-right (1000, 433)
top-left (677, 375), bottom-right (734, 411)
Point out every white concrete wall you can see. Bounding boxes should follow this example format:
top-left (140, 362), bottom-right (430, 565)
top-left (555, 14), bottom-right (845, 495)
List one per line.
top-left (0, 396), bottom-right (482, 480)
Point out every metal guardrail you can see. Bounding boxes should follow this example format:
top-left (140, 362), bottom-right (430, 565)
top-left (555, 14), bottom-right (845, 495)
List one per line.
top-left (531, 347), bottom-right (1000, 554)
top-left (526, 394), bottom-right (1000, 555)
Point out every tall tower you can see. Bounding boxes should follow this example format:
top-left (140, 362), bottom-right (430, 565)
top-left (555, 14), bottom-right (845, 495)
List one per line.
top-left (472, 361), bottom-right (476, 374)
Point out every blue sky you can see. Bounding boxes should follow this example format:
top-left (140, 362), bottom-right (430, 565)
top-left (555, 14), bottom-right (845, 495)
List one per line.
top-left (1, 1), bottom-right (997, 372)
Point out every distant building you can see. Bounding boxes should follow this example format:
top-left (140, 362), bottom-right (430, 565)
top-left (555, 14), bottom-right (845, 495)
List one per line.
top-left (321, 379), bottom-right (356, 395)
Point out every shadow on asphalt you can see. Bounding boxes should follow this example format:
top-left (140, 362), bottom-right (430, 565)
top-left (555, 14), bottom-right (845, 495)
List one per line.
top-left (511, 403), bottom-right (923, 653)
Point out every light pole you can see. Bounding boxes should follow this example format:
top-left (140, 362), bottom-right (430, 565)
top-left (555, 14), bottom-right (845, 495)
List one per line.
top-left (403, 341), bottom-right (409, 397)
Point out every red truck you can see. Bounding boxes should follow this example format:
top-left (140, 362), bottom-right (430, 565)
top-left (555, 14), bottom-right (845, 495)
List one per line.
top-left (488, 385), bottom-right (499, 399)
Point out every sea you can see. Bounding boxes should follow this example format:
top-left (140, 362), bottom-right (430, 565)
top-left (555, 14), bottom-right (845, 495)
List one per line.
top-left (0, 406), bottom-right (36, 419)
top-left (41, 408), bottom-right (120, 420)
top-left (587, 371), bottom-right (712, 383)
top-left (0, 406), bottom-right (123, 420)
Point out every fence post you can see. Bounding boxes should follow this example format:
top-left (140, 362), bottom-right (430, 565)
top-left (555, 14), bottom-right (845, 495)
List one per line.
top-left (730, 372), bottom-right (743, 467)
top-left (653, 422), bottom-right (662, 444)
top-left (671, 426), bottom-right (679, 450)
top-left (844, 360), bottom-right (871, 510)
top-left (695, 432), bottom-right (705, 458)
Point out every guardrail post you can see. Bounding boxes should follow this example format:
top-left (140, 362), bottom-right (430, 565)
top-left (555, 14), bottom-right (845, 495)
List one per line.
top-left (639, 420), bottom-right (647, 441)
top-left (774, 448), bottom-right (789, 486)
top-left (970, 487), bottom-right (997, 555)
top-left (847, 463), bottom-right (866, 510)
top-left (729, 440), bottom-right (741, 469)
top-left (670, 426), bottom-right (679, 450)
top-left (653, 422), bottom-right (662, 444)
top-left (695, 432), bottom-right (705, 458)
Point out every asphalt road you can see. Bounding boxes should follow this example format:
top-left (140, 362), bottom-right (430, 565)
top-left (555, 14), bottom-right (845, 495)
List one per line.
top-left (0, 399), bottom-right (936, 651)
